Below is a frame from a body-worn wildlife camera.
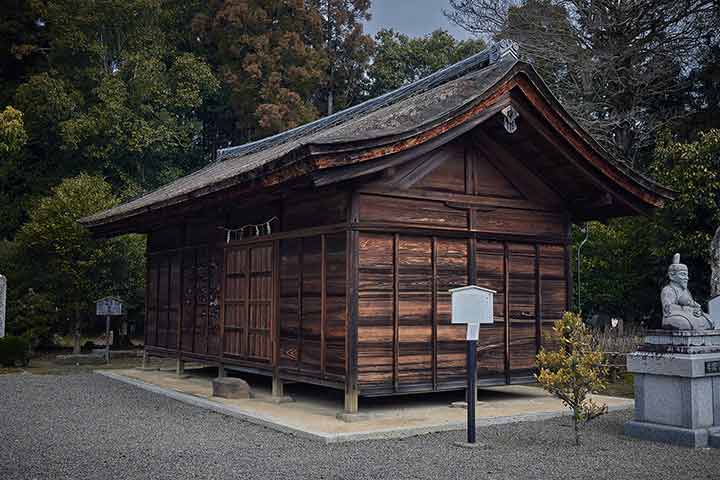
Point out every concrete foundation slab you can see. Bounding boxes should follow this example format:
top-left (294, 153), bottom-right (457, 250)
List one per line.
top-left (97, 368), bottom-right (633, 443)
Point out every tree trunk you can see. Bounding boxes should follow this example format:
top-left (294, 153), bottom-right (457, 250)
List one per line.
top-left (72, 309), bottom-right (81, 354)
top-left (574, 414), bottom-right (581, 446)
top-left (711, 226), bottom-right (720, 298)
top-left (327, 88), bottom-right (334, 116)
top-left (114, 315), bottom-right (132, 348)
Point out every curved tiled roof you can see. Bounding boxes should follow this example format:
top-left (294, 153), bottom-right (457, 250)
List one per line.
top-left (80, 41), bottom-right (671, 230)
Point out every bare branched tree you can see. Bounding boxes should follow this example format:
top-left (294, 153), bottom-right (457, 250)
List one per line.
top-left (446, 0), bottom-right (719, 166)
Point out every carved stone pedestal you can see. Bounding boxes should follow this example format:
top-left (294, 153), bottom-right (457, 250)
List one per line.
top-left (625, 330), bottom-right (720, 448)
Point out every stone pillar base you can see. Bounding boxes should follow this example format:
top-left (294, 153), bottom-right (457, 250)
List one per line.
top-left (626, 330), bottom-right (720, 448)
top-left (625, 420), bottom-right (711, 448)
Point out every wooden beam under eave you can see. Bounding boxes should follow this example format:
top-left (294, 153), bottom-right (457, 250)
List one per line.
top-left (510, 81), bottom-right (665, 214)
top-left (509, 99), bottom-right (647, 217)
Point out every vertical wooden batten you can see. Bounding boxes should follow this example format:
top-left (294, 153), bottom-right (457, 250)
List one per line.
top-left (320, 234), bottom-right (327, 378)
top-left (144, 253), bottom-right (150, 354)
top-left (393, 233), bottom-right (400, 393)
top-left (564, 220), bottom-right (573, 313)
top-left (272, 239), bottom-right (283, 396)
top-left (297, 239), bottom-right (305, 370)
top-left (431, 236), bottom-right (438, 391)
top-left (503, 241), bottom-right (510, 383)
top-left (535, 244), bottom-right (542, 353)
top-left (468, 236), bottom-right (478, 381)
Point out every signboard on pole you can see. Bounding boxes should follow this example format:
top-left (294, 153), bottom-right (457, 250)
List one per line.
top-left (96, 296), bottom-right (123, 316)
top-left (449, 285), bottom-right (496, 447)
top-left (96, 297), bottom-right (123, 364)
top-left (450, 286), bottom-right (495, 339)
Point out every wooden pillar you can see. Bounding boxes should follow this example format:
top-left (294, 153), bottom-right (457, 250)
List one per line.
top-left (217, 364), bottom-right (225, 378)
top-left (345, 225), bottom-right (360, 414)
top-left (176, 358), bottom-right (185, 376)
top-left (272, 376), bottom-right (285, 398)
top-left (142, 349), bottom-right (148, 369)
top-left (344, 385), bottom-right (359, 414)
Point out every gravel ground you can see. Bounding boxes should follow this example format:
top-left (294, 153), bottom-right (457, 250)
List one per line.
top-left (1, 373), bottom-right (718, 480)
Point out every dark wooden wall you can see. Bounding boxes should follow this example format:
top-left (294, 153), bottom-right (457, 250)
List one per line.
top-left (353, 137), bottom-right (569, 396)
top-left (144, 189), bottom-right (349, 388)
top-left (146, 226), bottom-right (223, 359)
top-left (278, 233), bottom-right (347, 384)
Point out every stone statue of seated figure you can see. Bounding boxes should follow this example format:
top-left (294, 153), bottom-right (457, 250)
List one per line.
top-left (661, 254), bottom-right (713, 330)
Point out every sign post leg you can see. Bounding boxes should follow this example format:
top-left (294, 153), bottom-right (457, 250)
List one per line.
top-left (105, 315), bottom-right (110, 364)
top-left (467, 338), bottom-right (477, 444)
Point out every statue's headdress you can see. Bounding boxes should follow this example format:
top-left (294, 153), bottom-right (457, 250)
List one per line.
top-left (668, 253), bottom-right (688, 276)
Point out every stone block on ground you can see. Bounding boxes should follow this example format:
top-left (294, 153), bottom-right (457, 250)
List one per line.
top-left (54, 353), bottom-right (106, 365)
top-left (212, 377), bottom-right (252, 399)
top-left (449, 401), bottom-right (487, 409)
top-left (335, 412), bottom-right (371, 423)
top-left (268, 395), bottom-right (294, 404)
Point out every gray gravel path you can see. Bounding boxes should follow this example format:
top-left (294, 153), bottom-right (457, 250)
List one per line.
top-left (0, 373), bottom-right (718, 480)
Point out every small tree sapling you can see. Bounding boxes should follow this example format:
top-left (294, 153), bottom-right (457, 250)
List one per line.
top-left (536, 311), bottom-right (609, 446)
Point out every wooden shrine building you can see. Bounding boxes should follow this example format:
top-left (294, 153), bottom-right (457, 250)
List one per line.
top-left (81, 42), bottom-right (672, 413)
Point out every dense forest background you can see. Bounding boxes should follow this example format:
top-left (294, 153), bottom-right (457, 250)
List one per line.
top-left (1, 0), bottom-right (720, 346)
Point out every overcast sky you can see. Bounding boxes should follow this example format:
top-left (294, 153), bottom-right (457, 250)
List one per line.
top-left (364, 1), bottom-right (476, 40)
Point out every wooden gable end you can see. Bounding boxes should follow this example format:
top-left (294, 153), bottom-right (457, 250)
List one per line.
top-left (357, 136), bottom-right (569, 242)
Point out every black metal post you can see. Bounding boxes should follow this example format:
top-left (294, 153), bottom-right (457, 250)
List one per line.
top-left (467, 339), bottom-right (477, 443)
top-left (105, 315), bottom-right (111, 364)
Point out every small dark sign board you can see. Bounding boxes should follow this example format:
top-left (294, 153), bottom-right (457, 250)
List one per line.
top-left (705, 360), bottom-right (720, 375)
top-left (96, 296), bottom-right (123, 316)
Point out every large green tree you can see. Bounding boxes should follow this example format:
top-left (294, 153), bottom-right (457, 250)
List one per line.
top-left (0, 105), bottom-right (30, 238)
top-left (192, 0), bottom-right (328, 140)
top-left (315, 0), bottom-right (373, 114)
top-left (576, 130), bottom-right (720, 324)
top-left (367, 29), bottom-right (486, 98)
top-left (12, 174), bottom-right (145, 352)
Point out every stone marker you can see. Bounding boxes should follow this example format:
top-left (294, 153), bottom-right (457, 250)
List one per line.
top-left (0, 274), bottom-right (5, 337)
top-left (212, 377), bottom-right (252, 399)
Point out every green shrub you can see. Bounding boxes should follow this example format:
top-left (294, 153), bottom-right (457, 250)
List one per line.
top-left (0, 336), bottom-right (30, 367)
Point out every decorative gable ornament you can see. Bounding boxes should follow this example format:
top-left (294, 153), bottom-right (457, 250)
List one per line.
top-left (502, 105), bottom-right (519, 134)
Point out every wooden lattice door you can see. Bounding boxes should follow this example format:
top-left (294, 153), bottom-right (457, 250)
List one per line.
top-left (223, 243), bottom-right (274, 362)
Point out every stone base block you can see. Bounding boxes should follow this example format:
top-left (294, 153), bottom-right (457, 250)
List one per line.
top-left (709, 429), bottom-right (720, 448)
top-left (449, 401), bottom-right (487, 409)
top-left (336, 412), bottom-right (370, 423)
top-left (268, 395), bottom-right (294, 404)
top-left (212, 377), bottom-right (252, 399)
top-left (625, 420), bottom-right (710, 448)
top-left (54, 354), bottom-right (106, 365)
